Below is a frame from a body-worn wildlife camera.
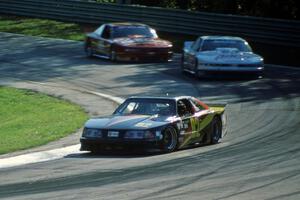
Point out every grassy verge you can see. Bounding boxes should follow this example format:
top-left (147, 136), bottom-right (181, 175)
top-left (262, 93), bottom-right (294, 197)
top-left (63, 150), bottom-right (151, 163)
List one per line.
top-left (0, 15), bottom-right (85, 41)
top-left (0, 87), bottom-right (88, 154)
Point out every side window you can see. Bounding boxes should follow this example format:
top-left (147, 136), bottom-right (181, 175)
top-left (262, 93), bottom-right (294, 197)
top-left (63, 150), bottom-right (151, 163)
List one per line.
top-left (192, 37), bottom-right (202, 52)
top-left (177, 99), bottom-right (194, 117)
top-left (101, 26), bottom-right (111, 39)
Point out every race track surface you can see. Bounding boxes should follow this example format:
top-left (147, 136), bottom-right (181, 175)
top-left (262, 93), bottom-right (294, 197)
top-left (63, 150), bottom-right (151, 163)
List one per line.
top-left (0, 32), bottom-right (300, 200)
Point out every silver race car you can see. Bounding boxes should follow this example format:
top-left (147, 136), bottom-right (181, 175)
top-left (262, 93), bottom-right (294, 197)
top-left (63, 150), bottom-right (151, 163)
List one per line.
top-left (181, 36), bottom-right (264, 77)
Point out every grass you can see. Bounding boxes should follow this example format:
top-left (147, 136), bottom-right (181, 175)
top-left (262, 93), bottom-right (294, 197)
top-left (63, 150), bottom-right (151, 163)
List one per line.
top-left (0, 87), bottom-right (88, 154)
top-left (0, 15), bottom-right (85, 41)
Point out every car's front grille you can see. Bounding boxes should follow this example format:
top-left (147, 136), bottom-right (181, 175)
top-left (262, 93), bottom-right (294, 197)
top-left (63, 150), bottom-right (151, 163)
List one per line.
top-left (126, 47), bottom-right (170, 53)
top-left (101, 130), bottom-right (126, 139)
top-left (202, 63), bottom-right (261, 67)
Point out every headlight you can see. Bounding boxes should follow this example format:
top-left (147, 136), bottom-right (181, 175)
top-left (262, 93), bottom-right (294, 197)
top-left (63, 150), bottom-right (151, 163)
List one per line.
top-left (83, 128), bottom-right (102, 138)
top-left (124, 130), bottom-right (155, 139)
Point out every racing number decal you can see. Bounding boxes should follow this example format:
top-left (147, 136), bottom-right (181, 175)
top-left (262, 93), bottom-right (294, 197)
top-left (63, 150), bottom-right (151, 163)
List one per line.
top-left (190, 113), bottom-right (214, 139)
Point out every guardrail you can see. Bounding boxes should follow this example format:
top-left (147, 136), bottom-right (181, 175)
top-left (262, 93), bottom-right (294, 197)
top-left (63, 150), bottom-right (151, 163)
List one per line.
top-left (0, 0), bottom-right (299, 47)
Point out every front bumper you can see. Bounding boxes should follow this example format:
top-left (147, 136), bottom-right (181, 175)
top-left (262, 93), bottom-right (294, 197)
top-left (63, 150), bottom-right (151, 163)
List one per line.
top-left (116, 51), bottom-right (173, 62)
top-left (80, 137), bottom-right (162, 151)
top-left (197, 64), bottom-right (264, 73)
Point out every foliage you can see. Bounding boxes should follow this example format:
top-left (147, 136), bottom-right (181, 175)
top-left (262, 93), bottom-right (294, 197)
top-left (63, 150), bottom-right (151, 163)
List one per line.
top-left (128, 0), bottom-right (298, 20)
top-left (0, 16), bottom-right (85, 41)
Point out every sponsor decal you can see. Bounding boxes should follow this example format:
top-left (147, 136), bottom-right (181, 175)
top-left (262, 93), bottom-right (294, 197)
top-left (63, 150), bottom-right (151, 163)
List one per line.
top-left (135, 122), bottom-right (153, 128)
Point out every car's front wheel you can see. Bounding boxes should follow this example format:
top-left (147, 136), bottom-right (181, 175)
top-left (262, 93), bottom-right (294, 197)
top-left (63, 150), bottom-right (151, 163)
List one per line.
top-left (162, 126), bottom-right (178, 153)
top-left (193, 59), bottom-right (206, 78)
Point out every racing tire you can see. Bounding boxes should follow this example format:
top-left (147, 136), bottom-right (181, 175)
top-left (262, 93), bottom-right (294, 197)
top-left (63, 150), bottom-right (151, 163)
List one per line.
top-left (180, 54), bottom-right (186, 74)
top-left (256, 71), bottom-right (264, 79)
top-left (193, 60), bottom-right (207, 78)
top-left (85, 46), bottom-right (94, 58)
top-left (110, 47), bottom-right (117, 62)
top-left (210, 116), bottom-right (222, 144)
top-left (162, 126), bottom-right (178, 153)
top-left (193, 59), bottom-right (202, 78)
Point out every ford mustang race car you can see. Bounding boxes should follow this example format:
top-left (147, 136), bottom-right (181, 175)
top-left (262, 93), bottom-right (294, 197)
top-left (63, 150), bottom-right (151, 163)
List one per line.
top-left (80, 96), bottom-right (226, 153)
top-left (181, 36), bottom-right (264, 77)
top-left (84, 22), bottom-right (173, 62)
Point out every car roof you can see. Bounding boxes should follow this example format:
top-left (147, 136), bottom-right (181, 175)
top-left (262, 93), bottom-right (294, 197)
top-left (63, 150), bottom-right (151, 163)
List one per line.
top-left (126, 96), bottom-right (194, 101)
top-left (201, 36), bottom-right (246, 41)
top-left (106, 22), bottom-right (149, 27)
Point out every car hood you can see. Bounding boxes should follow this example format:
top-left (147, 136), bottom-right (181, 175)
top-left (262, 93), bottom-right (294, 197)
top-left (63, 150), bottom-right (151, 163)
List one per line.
top-left (113, 37), bottom-right (172, 48)
top-left (197, 48), bottom-right (263, 64)
top-left (84, 114), bottom-right (174, 130)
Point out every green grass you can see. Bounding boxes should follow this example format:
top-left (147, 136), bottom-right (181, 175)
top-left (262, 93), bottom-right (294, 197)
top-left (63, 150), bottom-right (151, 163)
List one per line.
top-left (0, 87), bottom-right (88, 154)
top-left (0, 15), bottom-right (85, 41)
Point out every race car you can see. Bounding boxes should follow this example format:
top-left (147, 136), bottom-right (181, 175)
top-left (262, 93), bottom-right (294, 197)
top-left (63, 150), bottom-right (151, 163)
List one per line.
top-left (80, 96), bottom-right (226, 153)
top-left (181, 36), bottom-right (264, 77)
top-left (84, 22), bottom-right (173, 62)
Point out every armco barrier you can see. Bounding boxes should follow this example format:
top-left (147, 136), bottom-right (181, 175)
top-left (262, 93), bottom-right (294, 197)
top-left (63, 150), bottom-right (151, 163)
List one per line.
top-left (0, 0), bottom-right (299, 47)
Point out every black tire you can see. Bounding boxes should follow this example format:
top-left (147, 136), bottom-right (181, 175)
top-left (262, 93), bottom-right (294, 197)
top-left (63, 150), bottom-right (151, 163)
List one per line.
top-left (162, 126), bottom-right (178, 153)
top-left (256, 71), bottom-right (264, 79)
top-left (90, 146), bottom-right (99, 154)
top-left (193, 59), bottom-right (202, 78)
top-left (110, 46), bottom-right (117, 62)
top-left (85, 45), bottom-right (94, 58)
top-left (180, 54), bottom-right (186, 73)
top-left (210, 116), bottom-right (222, 144)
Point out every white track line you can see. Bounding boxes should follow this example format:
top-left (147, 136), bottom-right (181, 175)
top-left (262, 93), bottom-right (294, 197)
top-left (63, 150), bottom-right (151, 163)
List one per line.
top-left (0, 88), bottom-right (124, 169)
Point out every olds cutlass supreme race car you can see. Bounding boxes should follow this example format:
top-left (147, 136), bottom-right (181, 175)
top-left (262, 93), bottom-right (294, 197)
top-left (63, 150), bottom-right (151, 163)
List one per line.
top-left (181, 36), bottom-right (264, 77)
top-left (80, 96), bottom-right (226, 153)
top-left (84, 22), bottom-right (173, 62)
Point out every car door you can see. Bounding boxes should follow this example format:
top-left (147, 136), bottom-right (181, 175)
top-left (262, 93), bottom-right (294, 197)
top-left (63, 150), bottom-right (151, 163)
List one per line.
top-left (189, 97), bottom-right (214, 142)
top-left (176, 98), bottom-right (200, 147)
top-left (88, 25), bottom-right (104, 53)
top-left (98, 25), bottom-right (113, 56)
top-left (89, 25), bottom-right (112, 57)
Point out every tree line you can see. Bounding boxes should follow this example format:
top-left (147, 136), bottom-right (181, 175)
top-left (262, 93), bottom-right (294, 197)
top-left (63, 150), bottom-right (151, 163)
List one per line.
top-left (96, 0), bottom-right (298, 20)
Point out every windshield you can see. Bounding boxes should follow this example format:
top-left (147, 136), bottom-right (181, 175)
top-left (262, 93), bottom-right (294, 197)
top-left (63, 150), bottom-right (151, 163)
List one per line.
top-left (114, 99), bottom-right (176, 116)
top-left (201, 39), bottom-right (252, 52)
top-left (112, 26), bottom-right (157, 39)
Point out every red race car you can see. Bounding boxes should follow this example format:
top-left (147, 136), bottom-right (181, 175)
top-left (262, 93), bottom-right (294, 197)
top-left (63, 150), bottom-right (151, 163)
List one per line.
top-left (84, 22), bottom-right (173, 62)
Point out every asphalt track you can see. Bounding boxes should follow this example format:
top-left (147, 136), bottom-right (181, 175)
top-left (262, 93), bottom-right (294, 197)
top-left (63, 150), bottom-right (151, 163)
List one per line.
top-left (0, 32), bottom-right (300, 200)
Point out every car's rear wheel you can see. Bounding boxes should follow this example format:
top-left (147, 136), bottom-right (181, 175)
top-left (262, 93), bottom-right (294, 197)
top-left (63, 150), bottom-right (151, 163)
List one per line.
top-left (109, 46), bottom-right (117, 62)
top-left (180, 54), bottom-right (186, 73)
top-left (210, 116), bottom-right (222, 144)
top-left (162, 126), bottom-right (178, 152)
top-left (85, 46), bottom-right (94, 58)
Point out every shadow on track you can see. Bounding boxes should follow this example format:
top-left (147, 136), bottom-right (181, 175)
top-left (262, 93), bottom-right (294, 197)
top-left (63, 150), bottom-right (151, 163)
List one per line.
top-left (64, 150), bottom-right (160, 159)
